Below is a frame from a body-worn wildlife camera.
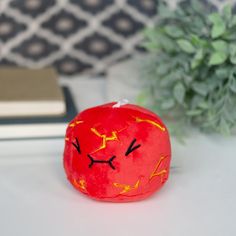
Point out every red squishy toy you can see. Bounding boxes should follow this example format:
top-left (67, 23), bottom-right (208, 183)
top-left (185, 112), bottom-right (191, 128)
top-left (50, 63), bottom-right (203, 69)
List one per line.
top-left (63, 101), bottom-right (171, 202)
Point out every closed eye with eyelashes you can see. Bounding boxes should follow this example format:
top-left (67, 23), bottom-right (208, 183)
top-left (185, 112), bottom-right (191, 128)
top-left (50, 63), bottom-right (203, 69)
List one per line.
top-left (125, 138), bottom-right (141, 156)
top-left (72, 137), bottom-right (81, 154)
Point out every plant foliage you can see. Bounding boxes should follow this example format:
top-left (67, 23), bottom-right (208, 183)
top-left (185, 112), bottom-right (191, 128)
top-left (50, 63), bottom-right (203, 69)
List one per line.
top-left (142, 0), bottom-right (236, 136)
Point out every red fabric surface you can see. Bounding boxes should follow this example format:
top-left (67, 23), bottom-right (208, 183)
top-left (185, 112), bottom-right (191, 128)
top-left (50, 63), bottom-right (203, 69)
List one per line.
top-left (63, 102), bottom-right (171, 202)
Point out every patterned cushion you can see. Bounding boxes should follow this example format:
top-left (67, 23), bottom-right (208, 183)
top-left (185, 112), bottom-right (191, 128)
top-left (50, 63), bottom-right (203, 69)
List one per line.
top-left (0, 0), bottom-right (232, 76)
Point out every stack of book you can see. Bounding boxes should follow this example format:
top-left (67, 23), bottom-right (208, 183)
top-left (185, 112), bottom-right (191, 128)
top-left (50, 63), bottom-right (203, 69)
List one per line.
top-left (0, 67), bottom-right (77, 140)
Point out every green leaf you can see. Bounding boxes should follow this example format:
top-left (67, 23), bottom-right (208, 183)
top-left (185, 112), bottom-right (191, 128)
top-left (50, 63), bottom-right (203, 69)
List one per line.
top-left (173, 82), bottom-right (185, 104)
top-left (192, 82), bottom-right (208, 96)
top-left (191, 16), bottom-right (205, 32)
top-left (229, 44), bottom-right (236, 64)
top-left (158, 2), bottom-right (174, 19)
top-left (191, 49), bottom-right (204, 69)
top-left (190, 35), bottom-right (207, 48)
top-left (219, 118), bottom-right (230, 135)
top-left (229, 44), bottom-right (236, 55)
top-left (230, 78), bottom-right (236, 93)
top-left (207, 75), bottom-right (222, 91)
top-left (232, 15), bottom-right (236, 24)
top-left (143, 27), bottom-right (158, 41)
top-left (211, 24), bottom-right (226, 38)
top-left (156, 63), bottom-right (171, 76)
top-left (230, 55), bottom-right (236, 64)
top-left (161, 98), bottom-right (175, 109)
top-left (159, 34), bottom-right (176, 52)
top-left (212, 40), bottom-right (228, 52)
top-left (191, 0), bottom-right (204, 13)
top-left (165, 25), bottom-right (184, 38)
top-left (209, 13), bottom-right (226, 38)
top-left (177, 39), bottom-right (195, 53)
top-left (198, 101), bottom-right (209, 109)
top-left (215, 67), bottom-right (229, 78)
top-left (208, 51), bottom-right (227, 65)
top-left (223, 106), bottom-right (236, 123)
top-left (208, 13), bottom-right (223, 25)
top-left (191, 95), bottom-right (204, 109)
top-left (229, 15), bottom-right (236, 27)
top-left (222, 5), bottom-right (232, 22)
top-left (186, 109), bottom-right (203, 116)
top-left (142, 42), bottom-right (159, 51)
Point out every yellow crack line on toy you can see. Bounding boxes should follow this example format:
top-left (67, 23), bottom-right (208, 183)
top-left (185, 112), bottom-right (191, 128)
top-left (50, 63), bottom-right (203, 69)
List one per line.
top-left (113, 179), bottom-right (140, 194)
top-left (149, 156), bottom-right (168, 183)
top-left (90, 127), bottom-right (119, 153)
top-left (69, 120), bottom-right (84, 128)
top-left (73, 178), bottom-right (87, 191)
top-left (135, 117), bottom-right (166, 131)
top-left (65, 121), bottom-right (84, 141)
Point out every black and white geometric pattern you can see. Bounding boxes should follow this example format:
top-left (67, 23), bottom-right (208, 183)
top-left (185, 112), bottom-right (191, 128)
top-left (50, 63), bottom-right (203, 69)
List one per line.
top-left (0, 0), bottom-right (235, 76)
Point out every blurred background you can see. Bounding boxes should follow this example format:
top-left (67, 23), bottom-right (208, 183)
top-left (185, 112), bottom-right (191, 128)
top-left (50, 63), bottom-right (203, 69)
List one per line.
top-left (0, 0), bottom-right (158, 75)
top-left (0, 0), bottom-right (234, 76)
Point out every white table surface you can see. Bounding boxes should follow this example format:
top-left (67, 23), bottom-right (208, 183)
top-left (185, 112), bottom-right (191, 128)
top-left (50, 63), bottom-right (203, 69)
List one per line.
top-left (1, 78), bottom-right (236, 236)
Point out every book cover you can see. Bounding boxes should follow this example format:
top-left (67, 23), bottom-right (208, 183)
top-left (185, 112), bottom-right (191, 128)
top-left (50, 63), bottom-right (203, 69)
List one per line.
top-left (0, 67), bottom-right (65, 117)
top-left (0, 87), bottom-right (77, 140)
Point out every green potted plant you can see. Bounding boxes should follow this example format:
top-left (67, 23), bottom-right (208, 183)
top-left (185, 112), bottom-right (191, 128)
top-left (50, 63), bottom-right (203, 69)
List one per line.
top-left (141, 0), bottom-right (236, 138)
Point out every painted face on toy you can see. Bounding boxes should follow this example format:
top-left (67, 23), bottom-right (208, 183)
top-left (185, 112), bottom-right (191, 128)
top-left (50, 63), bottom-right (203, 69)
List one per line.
top-left (63, 102), bottom-right (171, 202)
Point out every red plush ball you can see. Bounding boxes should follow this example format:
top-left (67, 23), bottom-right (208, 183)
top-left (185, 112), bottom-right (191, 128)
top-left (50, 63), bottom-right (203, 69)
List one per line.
top-left (63, 102), bottom-right (171, 202)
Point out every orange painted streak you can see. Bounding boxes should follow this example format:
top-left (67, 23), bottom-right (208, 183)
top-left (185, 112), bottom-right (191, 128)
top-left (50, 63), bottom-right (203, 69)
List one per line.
top-left (73, 179), bottom-right (87, 191)
top-left (149, 156), bottom-right (168, 183)
top-left (65, 137), bottom-right (69, 141)
top-left (69, 120), bottom-right (84, 128)
top-left (135, 117), bottom-right (166, 131)
top-left (90, 127), bottom-right (119, 153)
top-left (113, 179), bottom-right (140, 194)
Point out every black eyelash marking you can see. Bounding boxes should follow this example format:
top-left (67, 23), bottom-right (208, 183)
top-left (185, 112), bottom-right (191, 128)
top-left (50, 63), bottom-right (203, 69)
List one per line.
top-left (72, 138), bottom-right (81, 154)
top-left (87, 154), bottom-right (116, 170)
top-left (125, 138), bottom-right (141, 156)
